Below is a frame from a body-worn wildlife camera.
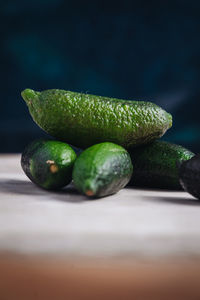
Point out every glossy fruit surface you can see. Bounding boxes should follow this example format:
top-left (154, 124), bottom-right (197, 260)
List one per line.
top-left (129, 140), bottom-right (194, 189)
top-left (21, 139), bottom-right (77, 190)
top-left (72, 142), bottom-right (133, 197)
top-left (179, 154), bottom-right (200, 199)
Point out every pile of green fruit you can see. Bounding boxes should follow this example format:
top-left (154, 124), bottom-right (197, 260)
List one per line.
top-left (21, 88), bottom-right (198, 199)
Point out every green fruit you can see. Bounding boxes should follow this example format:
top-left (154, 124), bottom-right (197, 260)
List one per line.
top-left (72, 142), bottom-right (133, 198)
top-left (21, 139), bottom-right (77, 190)
top-left (21, 88), bottom-right (172, 149)
top-left (179, 155), bottom-right (200, 199)
top-left (128, 140), bottom-right (194, 190)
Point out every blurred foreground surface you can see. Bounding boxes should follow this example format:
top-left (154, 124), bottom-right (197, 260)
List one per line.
top-left (1, 154), bottom-right (200, 299)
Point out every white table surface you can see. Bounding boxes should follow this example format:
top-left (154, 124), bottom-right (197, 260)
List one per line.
top-left (1, 154), bottom-right (199, 259)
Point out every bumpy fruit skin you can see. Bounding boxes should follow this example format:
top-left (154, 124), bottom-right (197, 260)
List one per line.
top-left (21, 88), bottom-right (172, 149)
top-left (72, 142), bottom-right (133, 198)
top-left (21, 139), bottom-right (77, 190)
top-left (179, 155), bottom-right (200, 199)
top-left (128, 140), bottom-right (194, 190)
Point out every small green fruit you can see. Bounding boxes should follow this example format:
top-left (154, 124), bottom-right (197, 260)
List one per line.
top-left (21, 139), bottom-right (77, 190)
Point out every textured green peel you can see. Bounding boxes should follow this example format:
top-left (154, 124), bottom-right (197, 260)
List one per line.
top-left (21, 88), bottom-right (172, 149)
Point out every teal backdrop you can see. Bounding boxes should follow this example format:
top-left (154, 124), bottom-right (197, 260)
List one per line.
top-left (1, 0), bottom-right (200, 152)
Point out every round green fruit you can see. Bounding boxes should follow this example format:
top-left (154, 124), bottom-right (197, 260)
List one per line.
top-left (21, 139), bottom-right (77, 190)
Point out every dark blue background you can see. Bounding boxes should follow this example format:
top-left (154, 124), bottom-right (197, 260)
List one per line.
top-left (1, 0), bottom-right (200, 153)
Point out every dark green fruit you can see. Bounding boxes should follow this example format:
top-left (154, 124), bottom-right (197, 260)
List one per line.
top-left (128, 140), bottom-right (194, 189)
top-left (21, 88), bottom-right (172, 149)
top-left (21, 139), bottom-right (77, 190)
top-left (179, 155), bottom-right (200, 199)
top-left (72, 142), bottom-right (133, 198)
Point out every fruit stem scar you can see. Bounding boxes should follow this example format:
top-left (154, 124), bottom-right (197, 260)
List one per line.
top-left (46, 160), bottom-right (58, 173)
top-left (85, 190), bottom-right (94, 196)
top-left (50, 164), bottom-right (58, 173)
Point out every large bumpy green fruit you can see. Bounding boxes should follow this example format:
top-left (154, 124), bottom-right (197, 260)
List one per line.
top-left (21, 88), bottom-right (172, 149)
top-left (129, 140), bottom-right (194, 189)
top-left (72, 142), bottom-right (133, 198)
top-left (21, 139), bottom-right (77, 190)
